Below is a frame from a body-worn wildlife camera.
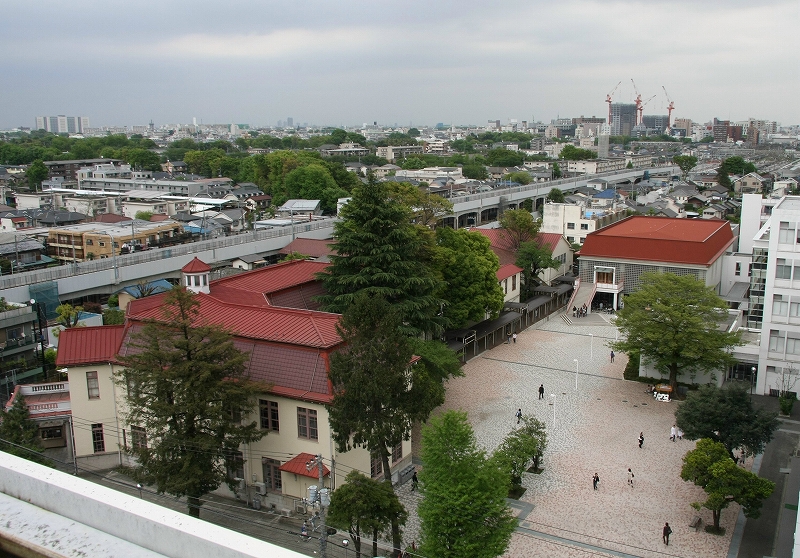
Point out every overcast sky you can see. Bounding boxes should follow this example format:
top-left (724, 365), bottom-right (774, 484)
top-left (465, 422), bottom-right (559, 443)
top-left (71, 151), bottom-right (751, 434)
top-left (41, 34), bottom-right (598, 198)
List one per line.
top-left (2, 0), bottom-right (798, 130)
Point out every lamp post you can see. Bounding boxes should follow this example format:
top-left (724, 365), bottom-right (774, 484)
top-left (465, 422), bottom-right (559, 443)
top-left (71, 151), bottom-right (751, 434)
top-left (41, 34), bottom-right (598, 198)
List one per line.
top-left (306, 454), bottom-right (328, 558)
top-left (751, 366), bottom-right (756, 399)
top-left (342, 539), bottom-right (349, 558)
top-left (29, 299), bottom-right (48, 375)
top-left (100, 232), bottom-right (119, 283)
top-left (574, 359), bottom-right (579, 391)
top-left (550, 393), bottom-right (556, 425)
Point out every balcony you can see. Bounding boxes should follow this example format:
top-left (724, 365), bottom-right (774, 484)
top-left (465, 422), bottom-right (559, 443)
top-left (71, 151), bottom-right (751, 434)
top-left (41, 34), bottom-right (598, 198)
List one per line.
top-left (595, 280), bottom-right (624, 294)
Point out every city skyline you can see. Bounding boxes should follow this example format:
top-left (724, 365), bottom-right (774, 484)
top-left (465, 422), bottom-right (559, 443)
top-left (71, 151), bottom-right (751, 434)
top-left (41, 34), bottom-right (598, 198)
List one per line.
top-left (2, 0), bottom-right (798, 130)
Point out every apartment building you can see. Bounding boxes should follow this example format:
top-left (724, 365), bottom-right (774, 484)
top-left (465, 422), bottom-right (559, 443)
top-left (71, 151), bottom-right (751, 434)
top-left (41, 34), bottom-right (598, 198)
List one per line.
top-left (375, 145), bottom-right (424, 162)
top-left (35, 116), bottom-right (89, 134)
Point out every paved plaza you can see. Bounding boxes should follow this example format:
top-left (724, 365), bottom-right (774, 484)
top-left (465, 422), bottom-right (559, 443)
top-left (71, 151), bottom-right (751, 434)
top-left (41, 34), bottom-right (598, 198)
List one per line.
top-left (401, 314), bottom-right (741, 558)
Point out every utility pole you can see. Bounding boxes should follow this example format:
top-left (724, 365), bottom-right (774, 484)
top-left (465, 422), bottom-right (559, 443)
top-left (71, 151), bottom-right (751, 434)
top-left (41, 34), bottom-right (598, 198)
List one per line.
top-left (306, 454), bottom-right (328, 558)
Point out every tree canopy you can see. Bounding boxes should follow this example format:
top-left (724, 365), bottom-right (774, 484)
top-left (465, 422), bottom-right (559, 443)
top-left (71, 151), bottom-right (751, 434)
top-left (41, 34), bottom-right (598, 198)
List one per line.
top-left (328, 470), bottom-right (407, 558)
top-left (434, 228), bottom-right (504, 328)
top-left (559, 145), bottom-right (598, 160)
top-left (116, 287), bottom-right (266, 518)
top-left (498, 208), bottom-right (541, 251)
top-left (0, 393), bottom-right (53, 466)
top-left (672, 155), bottom-right (698, 180)
top-left (486, 148), bottom-right (524, 167)
top-left (515, 241), bottom-right (560, 300)
top-left (610, 273), bottom-right (742, 389)
top-left (681, 438), bottom-right (774, 531)
top-left (25, 159), bottom-right (48, 190)
top-left (418, 411), bottom-right (516, 558)
top-left (675, 384), bottom-right (778, 458)
top-left (317, 176), bottom-right (444, 337)
top-left (720, 156), bottom-right (757, 176)
top-left (386, 182), bottom-right (453, 228)
top-left (546, 187), bottom-right (565, 203)
top-left (493, 415), bottom-right (548, 484)
top-left (327, 294), bottom-right (458, 554)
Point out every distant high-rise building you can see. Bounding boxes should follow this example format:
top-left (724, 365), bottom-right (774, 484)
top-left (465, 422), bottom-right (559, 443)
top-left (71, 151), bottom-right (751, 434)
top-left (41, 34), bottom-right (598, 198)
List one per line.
top-left (597, 134), bottom-right (610, 158)
top-left (673, 118), bottom-right (692, 135)
top-left (642, 115), bottom-right (670, 133)
top-left (572, 116), bottom-right (606, 125)
top-left (610, 104), bottom-right (637, 136)
top-left (35, 115), bottom-right (89, 134)
top-left (287, 117), bottom-right (293, 127)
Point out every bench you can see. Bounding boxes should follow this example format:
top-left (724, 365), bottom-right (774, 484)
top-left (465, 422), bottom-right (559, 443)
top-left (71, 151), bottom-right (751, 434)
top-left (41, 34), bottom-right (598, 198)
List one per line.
top-left (398, 464), bottom-right (416, 486)
top-left (689, 516), bottom-right (702, 531)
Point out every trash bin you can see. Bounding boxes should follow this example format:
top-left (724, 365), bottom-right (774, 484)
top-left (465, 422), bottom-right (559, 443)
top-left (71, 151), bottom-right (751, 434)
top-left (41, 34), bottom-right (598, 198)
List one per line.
top-left (252, 495), bottom-right (261, 510)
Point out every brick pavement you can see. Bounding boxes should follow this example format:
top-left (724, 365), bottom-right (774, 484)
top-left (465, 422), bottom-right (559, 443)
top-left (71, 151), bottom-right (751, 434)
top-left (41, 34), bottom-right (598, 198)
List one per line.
top-left (401, 313), bottom-right (739, 557)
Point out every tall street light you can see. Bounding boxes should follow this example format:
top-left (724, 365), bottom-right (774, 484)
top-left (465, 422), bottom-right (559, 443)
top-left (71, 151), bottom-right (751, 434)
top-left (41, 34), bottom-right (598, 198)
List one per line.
top-left (574, 359), bottom-right (579, 391)
top-left (751, 366), bottom-right (756, 400)
top-left (550, 393), bottom-right (556, 425)
top-left (29, 299), bottom-right (48, 374)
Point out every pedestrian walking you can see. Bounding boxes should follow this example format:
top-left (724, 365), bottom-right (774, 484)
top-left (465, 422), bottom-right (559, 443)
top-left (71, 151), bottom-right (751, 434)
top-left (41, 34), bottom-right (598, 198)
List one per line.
top-left (538, 384), bottom-right (545, 400)
top-left (627, 468), bottom-right (634, 487)
top-left (677, 427), bottom-right (683, 441)
top-left (638, 432), bottom-right (644, 448)
top-left (512, 332), bottom-right (517, 343)
top-left (670, 425), bottom-right (677, 442)
top-left (592, 473), bottom-right (599, 490)
top-left (507, 332), bottom-right (511, 344)
top-left (573, 306), bottom-right (577, 317)
top-left (411, 471), bottom-right (418, 492)
top-left (515, 408), bottom-right (522, 424)
top-left (662, 522), bottom-right (672, 545)
top-left (610, 350), bottom-right (615, 363)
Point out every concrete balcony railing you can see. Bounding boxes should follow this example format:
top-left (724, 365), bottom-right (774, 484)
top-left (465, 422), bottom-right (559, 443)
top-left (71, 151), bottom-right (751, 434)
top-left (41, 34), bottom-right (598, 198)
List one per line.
top-left (21, 382), bottom-right (70, 396)
top-left (595, 280), bottom-right (624, 293)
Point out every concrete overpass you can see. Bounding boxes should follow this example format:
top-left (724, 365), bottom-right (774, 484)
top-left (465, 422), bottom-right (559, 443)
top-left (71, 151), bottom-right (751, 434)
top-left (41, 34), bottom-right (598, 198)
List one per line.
top-left (0, 219), bottom-right (337, 304)
top-left (447, 165), bottom-right (679, 227)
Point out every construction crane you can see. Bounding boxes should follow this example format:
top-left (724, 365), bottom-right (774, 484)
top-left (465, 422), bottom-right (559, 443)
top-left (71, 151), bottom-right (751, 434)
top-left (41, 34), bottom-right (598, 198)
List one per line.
top-left (631, 79), bottom-right (643, 125)
top-left (638, 95), bottom-right (656, 126)
top-left (605, 81), bottom-right (621, 127)
top-left (662, 86), bottom-right (675, 133)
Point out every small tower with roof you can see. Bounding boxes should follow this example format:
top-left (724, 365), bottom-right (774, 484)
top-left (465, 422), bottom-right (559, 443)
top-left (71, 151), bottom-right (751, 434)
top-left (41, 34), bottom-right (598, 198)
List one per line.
top-left (182, 257), bottom-right (211, 294)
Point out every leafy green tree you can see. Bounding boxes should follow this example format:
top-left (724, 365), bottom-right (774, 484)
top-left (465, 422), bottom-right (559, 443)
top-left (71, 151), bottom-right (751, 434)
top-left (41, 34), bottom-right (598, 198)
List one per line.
top-left (493, 415), bottom-right (548, 487)
top-left (486, 148), bottom-right (524, 167)
top-left (498, 208), bottom-right (541, 251)
top-left (552, 162), bottom-right (562, 179)
top-left (328, 470), bottom-right (407, 558)
top-left (717, 169), bottom-right (732, 190)
top-left (675, 384), bottom-right (778, 459)
top-left (401, 156), bottom-right (427, 170)
top-left (317, 176), bottom-right (444, 337)
top-left (284, 163), bottom-right (347, 214)
top-left (681, 438), bottom-right (774, 531)
top-left (135, 211), bottom-right (153, 221)
top-left (559, 145), bottom-right (597, 160)
top-left (462, 163), bottom-right (488, 180)
top-left (610, 273), bottom-right (742, 390)
top-left (330, 129), bottom-right (348, 145)
top-left (503, 171), bottom-right (531, 185)
top-left (408, 127), bottom-right (421, 137)
top-left (56, 303), bottom-right (84, 329)
top-left (0, 393), bottom-right (52, 466)
top-left (435, 228), bottom-right (504, 328)
top-left (327, 294), bottom-right (455, 555)
top-left (546, 187), bottom-right (565, 203)
top-left (387, 182), bottom-right (453, 228)
top-left (419, 411), bottom-right (516, 558)
top-left (672, 155), bottom-right (698, 181)
top-left (516, 241), bottom-right (560, 300)
top-left (720, 156), bottom-right (757, 176)
top-left (116, 287), bottom-right (266, 518)
top-left (26, 159), bottom-right (48, 191)
top-left (103, 308), bottom-right (125, 325)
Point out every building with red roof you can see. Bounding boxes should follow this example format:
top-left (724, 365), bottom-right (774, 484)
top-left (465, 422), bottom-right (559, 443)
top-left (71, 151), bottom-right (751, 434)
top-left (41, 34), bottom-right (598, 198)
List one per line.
top-left (576, 215), bottom-right (735, 310)
top-left (55, 258), bottom-right (412, 508)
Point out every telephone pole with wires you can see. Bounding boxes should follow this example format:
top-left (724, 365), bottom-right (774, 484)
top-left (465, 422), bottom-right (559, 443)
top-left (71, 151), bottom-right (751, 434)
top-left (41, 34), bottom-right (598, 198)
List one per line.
top-left (306, 454), bottom-right (329, 558)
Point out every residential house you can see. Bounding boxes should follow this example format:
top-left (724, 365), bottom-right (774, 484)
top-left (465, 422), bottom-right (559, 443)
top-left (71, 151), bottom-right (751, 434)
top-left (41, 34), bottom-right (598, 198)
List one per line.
top-left (3, 382), bottom-right (74, 464)
top-left (56, 258), bottom-right (413, 510)
top-left (733, 173), bottom-right (770, 195)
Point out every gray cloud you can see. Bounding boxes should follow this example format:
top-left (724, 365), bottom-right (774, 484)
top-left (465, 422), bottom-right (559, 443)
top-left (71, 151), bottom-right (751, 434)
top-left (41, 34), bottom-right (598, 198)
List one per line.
top-left (1, 0), bottom-right (797, 128)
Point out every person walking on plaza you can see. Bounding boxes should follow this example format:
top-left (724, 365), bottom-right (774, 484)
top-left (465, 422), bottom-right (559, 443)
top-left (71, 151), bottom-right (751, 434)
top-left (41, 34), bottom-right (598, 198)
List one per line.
top-left (670, 425), bottom-right (677, 442)
top-left (638, 432), bottom-right (644, 449)
top-left (515, 408), bottom-right (522, 424)
top-left (677, 427), bottom-right (683, 441)
top-left (538, 384), bottom-right (545, 399)
top-left (411, 471), bottom-right (418, 492)
top-left (662, 522), bottom-right (672, 545)
top-left (627, 468), bottom-right (634, 487)
top-left (592, 473), bottom-right (599, 490)
top-left (507, 332), bottom-right (511, 344)
top-left (512, 332), bottom-right (517, 343)
top-left (610, 350), bottom-right (615, 363)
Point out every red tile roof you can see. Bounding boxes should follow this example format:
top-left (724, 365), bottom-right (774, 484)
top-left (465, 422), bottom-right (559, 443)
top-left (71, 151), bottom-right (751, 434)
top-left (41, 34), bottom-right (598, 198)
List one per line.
top-left (182, 257), bottom-right (211, 273)
top-left (211, 259), bottom-right (329, 295)
top-left (578, 216), bottom-right (734, 266)
top-left (535, 232), bottom-right (564, 253)
top-left (279, 452), bottom-right (330, 478)
top-left (497, 264), bottom-right (523, 281)
top-left (470, 228), bottom-right (516, 253)
top-left (125, 293), bottom-right (342, 349)
top-left (55, 325), bottom-right (125, 367)
top-left (470, 229), bottom-right (564, 266)
top-left (278, 238), bottom-right (336, 258)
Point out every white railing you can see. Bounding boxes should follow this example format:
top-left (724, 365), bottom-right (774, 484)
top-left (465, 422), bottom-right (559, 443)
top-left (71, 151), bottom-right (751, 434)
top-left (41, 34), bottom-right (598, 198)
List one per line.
top-left (22, 382), bottom-right (70, 395)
